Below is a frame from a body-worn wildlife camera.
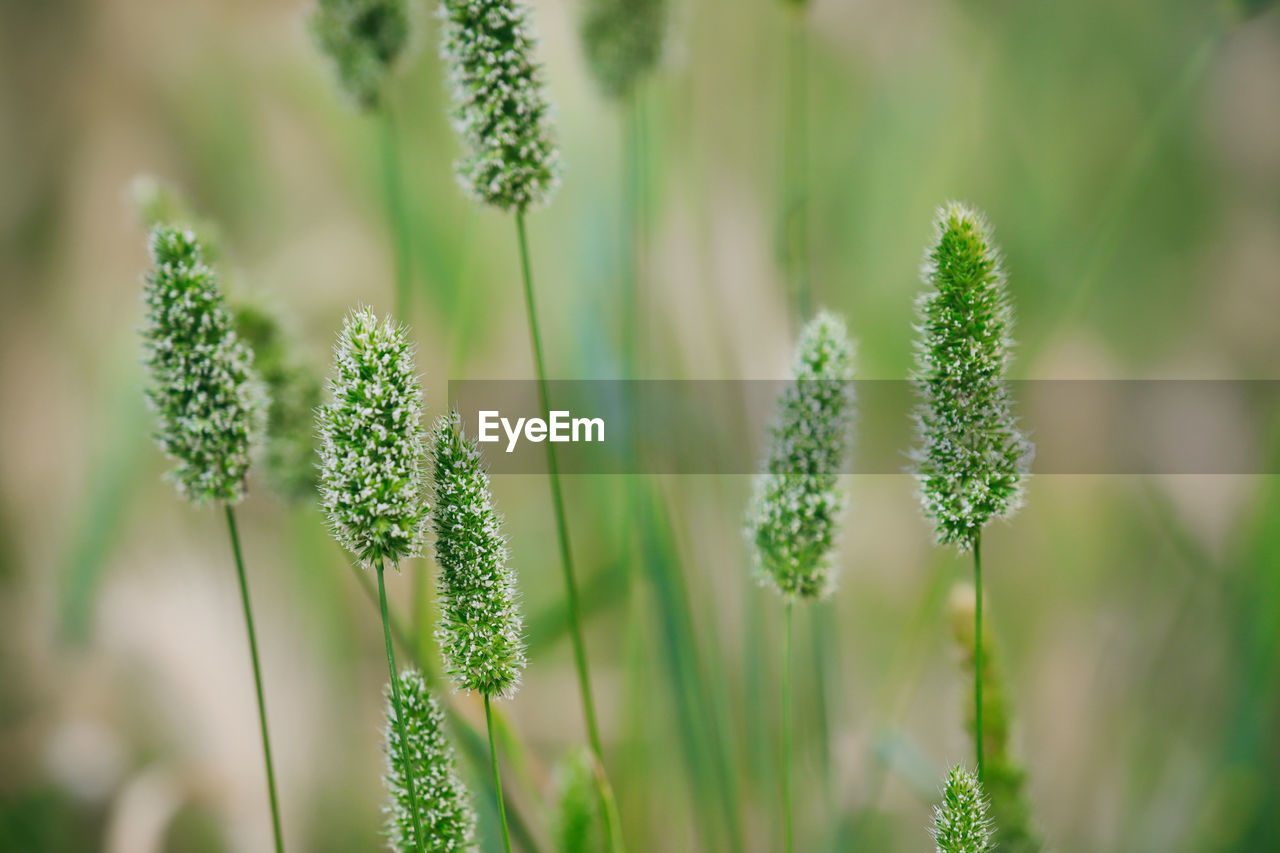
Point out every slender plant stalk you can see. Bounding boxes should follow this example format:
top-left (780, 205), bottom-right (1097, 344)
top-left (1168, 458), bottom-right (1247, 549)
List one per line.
top-left (973, 531), bottom-right (985, 783)
top-left (380, 104), bottom-right (412, 323)
top-left (378, 559), bottom-right (425, 852)
top-left (781, 599), bottom-right (795, 853)
top-left (485, 696), bottom-right (514, 853)
top-left (224, 506), bottom-right (285, 853)
top-left (514, 210), bottom-right (623, 851)
top-left (783, 11), bottom-right (809, 324)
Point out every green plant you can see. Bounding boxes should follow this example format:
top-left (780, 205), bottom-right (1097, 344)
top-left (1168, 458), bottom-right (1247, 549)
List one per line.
top-left (317, 307), bottom-right (429, 850)
top-left (746, 310), bottom-right (855, 853)
top-left (932, 765), bottom-right (995, 853)
top-left (912, 203), bottom-right (1032, 783)
top-left (428, 412), bottom-right (525, 853)
top-left (140, 226), bottom-right (284, 853)
top-left (438, 2), bottom-right (624, 849)
top-left (579, 0), bottom-right (665, 101)
top-left (383, 668), bottom-right (476, 852)
top-left (551, 748), bottom-right (603, 853)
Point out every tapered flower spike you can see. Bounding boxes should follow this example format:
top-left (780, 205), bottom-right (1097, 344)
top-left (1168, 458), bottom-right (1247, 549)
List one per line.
top-left (316, 307), bottom-right (428, 567)
top-left (429, 412), bottom-right (526, 697)
top-left (579, 0), bottom-right (666, 99)
top-left (746, 310), bottom-right (856, 600)
top-left (383, 668), bottom-right (477, 852)
top-left (439, 0), bottom-right (561, 210)
top-left (912, 202), bottom-right (1032, 551)
top-left (141, 226), bottom-right (264, 505)
top-left (310, 0), bottom-right (411, 110)
top-left (932, 765), bottom-right (995, 853)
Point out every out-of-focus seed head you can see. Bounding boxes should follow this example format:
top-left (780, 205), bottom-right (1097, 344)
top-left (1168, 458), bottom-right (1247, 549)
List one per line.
top-left (317, 307), bottom-right (428, 567)
top-left (383, 668), bottom-right (476, 852)
top-left (141, 226), bottom-right (264, 505)
top-left (551, 747), bottom-right (603, 853)
top-left (439, 0), bottom-right (561, 210)
top-left (579, 0), bottom-right (666, 99)
top-left (746, 310), bottom-right (856, 600)
top-left (311, 0), bottom-right (411, 110)
top-left (429, 412), bottom-right (526, 697)
top-left (911, 203), bottom-right (1032, 551)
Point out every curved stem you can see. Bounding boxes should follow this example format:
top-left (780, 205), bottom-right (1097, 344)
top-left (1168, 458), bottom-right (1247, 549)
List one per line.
top-left (224, 506), bottom-right (285, 853)
top-left (782, 599), bottom-right (794, 853)
top-left (973, 532), bottom-right (985, 783)
top-left (378, 560), bottom-right (425, 852)
top-left (514, 210), bottom-right (622, 852)
top-left (485, 696), bottom-right (513, 853)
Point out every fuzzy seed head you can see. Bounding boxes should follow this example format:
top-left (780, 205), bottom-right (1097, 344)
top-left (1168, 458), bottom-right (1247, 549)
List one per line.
top-left (439, 0), bottom-right (561, 210)
top-left (141, 226), bottom-right (263, 505)
top-left (912, 203), bottom-right (1032, 551)
top-left (932, 765), bottom-right (995, 853)
top-left (317, 307), bottom-right (428, 567)
top-left (746, 311), bottom-right (856, 600)
top-left (579, 0), bottom-right (666, 99)
top-left (429, 412), bottom-right (526, 697)
top-left (383, 669), bottom-right (477, 852)
top-left (311, 0), bottom-right (411, 110)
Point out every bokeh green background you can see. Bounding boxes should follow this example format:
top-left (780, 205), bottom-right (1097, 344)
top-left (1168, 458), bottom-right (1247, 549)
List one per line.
top-left (2, 0), bottom-right (1279, 850)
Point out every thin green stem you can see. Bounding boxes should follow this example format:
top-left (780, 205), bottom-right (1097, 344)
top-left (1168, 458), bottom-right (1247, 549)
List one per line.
top-left (783, 11), bottom-right (810, 325)
top-left (484, 696), bottom-right (513, 853)
top-left (973, 531), bottom-right (985, 783)
top-left (514, 210), bottom-right (623, 852)
top-left (378, 560), bottom-right (425, 853)
top-left (380, 104), bottom-right (412, 323)
top-left (223, 506), bottom-right (285, 853)
top-left (782, 598), bottom-right (795, 853)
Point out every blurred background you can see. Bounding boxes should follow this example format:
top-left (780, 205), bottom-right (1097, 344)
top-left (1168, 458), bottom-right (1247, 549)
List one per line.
top-left (2, 0), bottom-right (1280, 850)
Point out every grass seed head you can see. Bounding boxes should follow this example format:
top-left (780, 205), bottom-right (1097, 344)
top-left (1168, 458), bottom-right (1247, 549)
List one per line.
top-left (579, 0), bottom-right (666, 99)
top-left (141, 225), bottom-right (264, 505)
top-left (932, 764), bottom-right (995, 853)
top-left (317, 307), bottom-right (428, 567)
top-left (311, 0), bottom-right (411, 110)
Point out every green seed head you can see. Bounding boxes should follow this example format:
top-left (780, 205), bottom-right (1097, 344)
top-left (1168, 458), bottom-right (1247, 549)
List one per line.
top-left (439, 0), bottom-right (561, 211)
top-left (383, 668), bottom-right (476, 852)
top-left (746, 310), bottom-right (856, 600)
top-left (912, 203), bottom-right (1031, 551)
top-left (317, 307), bottom-right (428, 567)
top-left (310, 0), bottom-right (411, 110)
top-left (141, 226), bottom-right (264, 505)
top-left (579, 0), bottom-right (666, 99)
top-left (552, 747), bottom-right (604, 853)
top-left (429, 412), bottom-right (526, 697)
top-left (932, 765), bottom-right (995, 853)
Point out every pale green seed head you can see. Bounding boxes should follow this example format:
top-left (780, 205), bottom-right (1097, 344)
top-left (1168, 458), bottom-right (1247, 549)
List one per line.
top-left (932, 765), bottom-right (995, 853)
top-left (746, 310), bottom-right (856, 600)
top-left (579, 0), bottom-right (666, 99)
top-left (912, 203), bottom-right (1032, 551)
top-left (429, 412), bottom-right (526, 697)
top-left (316, 307), bottom-right (428, 567)
top-left (552, 747), bottom-right (603, 853)
top-left (439, 0), bottom-right (561, 210)
top-left (383, 668), bottom-right (476, 852)
top-left (311, 0), bottom-right (411, 110)
top-left (141, 226), bottom-right (264, 506)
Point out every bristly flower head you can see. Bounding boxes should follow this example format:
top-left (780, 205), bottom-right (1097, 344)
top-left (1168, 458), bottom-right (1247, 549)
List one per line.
top-left (579, 0), bottom-right (666, 99)
top-left (311, 0), bottom-right (411, 110)
top-left (746, 311), bottom-right (856, 600)
top-left (317, 307), bottom-right (428, 567)
top-left (439, 0), bottom-right (561, 210)
top-left (912, 203), bottom-right (1032, 551)
top-left (932, 765), bottom-right (995, 853)
top-left (429, 412), bottom-right (526, 697)
top-left (383, 668), bottom-right (476, 852)
top-left (141, 226), bottom-right (263, 505)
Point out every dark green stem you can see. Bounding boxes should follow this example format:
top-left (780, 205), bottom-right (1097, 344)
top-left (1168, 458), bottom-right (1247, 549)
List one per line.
top-left (378, 560), bottom-right (425, 853)
top-left (973, 531), bottom-right (985, 783)
top-left (224, 506), bottom-right (285, 853)
top-left (783, 11), bottom-right (810, 325)
top-left (485, 696), bottom-right (513, 853)
top-left (782, 598), bottom-right (794, 853)
top-left (380, 104), bottom-right (412, 323)
top-left (514, 210), bottom-right (623, 852)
